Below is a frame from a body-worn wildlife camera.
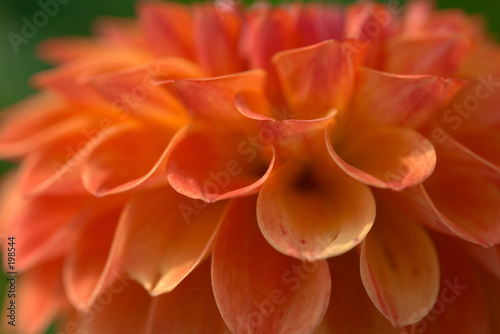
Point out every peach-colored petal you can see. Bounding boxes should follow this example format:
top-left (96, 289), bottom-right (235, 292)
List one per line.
top-left (273, 40), bottom-right (362, 119)
top-left (212, 197), bottom-right (331, 334)
top-left (327, 127), bottom-right (436, 190)
top-left (193, 4), bottom-right (244, 76)
top-left (139, 2), bottom-right (193, 59)
top-left (316, 251), bottom-right (402, 334)
top-left (145, 259), bottom-right (229, 333)
top-left (118, 186), bottom-right (225, 295)
top-left (166, 126), bottom-right (275, 202)
top-left (63, 206), bottom-right (122, 310)
top-left (257, 158), bottom-right (375, 260)
top-left (81, 122), bottom-right (172, 196)
top-left (349, 68), bottom-right (466, 129)
top-left (360, 203), bottom-right (440, 327)
top-left (384, 35), bottom-right (474, 77)
top-left (464, 243), bottom-right (500, 281)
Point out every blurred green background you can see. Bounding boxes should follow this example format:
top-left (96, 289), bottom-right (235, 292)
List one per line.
top-left (0, 0), bottom-right (498, 333)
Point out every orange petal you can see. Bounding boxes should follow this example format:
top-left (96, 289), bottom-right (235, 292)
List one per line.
top-left (139, 2), bottom-right (193, 59)
top-left (82, 279), bottom-right (151, 334)
top-left (193, 4), bottom-right (244, 76)
top-left (273, 40), bottom-right (362, 119)
top-left (2, 192), bottom-right (90, 270)
top-left (81, 122), bottom-right (172, 196)
top-left (294, 3), bottom-right (344, 47)
top-left (0, 94), bottom-right (77, 159)
top-left (63, 204), bottom-right (122, 310)
top-left (384, 35), bottom-right (474, 77)
top-left (16, 120), bottom-right (101, 195)
top-left (257, 158), bottom-right (375, 260)
top-left (145, 259), bottom-right (229, 333)
top-left (317, 251), bottom-right (402, 334)
top-left (350, 68), bottom-right (465, 128)
top-left (241, 7), bottom-right (296, 71)
top-left (32, 51), bottom-right (148, 108)
top-left (118, 186), bottom-right (225, 295)
top-left (328, 127), bottom-right (436, 190)
top-left (174, 70), bottom-right (266, 126)
top-left (360, 203), bottom-right (440, 327)
top-left (37, 37), bottom-right (104, 64)
top-left (420, 134), bottom-right (500, 247)
top-left (212, 197), bottom-right (331, 334)
top-left (344, 2), bottom-right (400, 69)
top-left (166, 126), bottom-right (275, 202)
top-left (413, 234), bottom-right (490, 334)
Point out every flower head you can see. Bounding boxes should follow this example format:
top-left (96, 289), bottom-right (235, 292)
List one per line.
top-left (1, 1), bottom-right (500, 333)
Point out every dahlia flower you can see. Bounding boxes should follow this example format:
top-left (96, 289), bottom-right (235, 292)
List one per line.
top-left (0, 0), bottom-right (499, 333)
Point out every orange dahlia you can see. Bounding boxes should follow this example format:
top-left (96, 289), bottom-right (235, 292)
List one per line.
top-left (1, 1), bottom-right (500, 333)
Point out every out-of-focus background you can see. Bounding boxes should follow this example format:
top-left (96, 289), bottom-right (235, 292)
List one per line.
top-left (0, 0), bottom-right (498, 333)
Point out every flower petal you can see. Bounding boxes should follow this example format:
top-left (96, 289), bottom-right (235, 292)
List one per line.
top-left (2, 192), bottom-right (90, 271)
top-left (174, 70), bottom-right (266, 125)
top-left (145, 259), bottom-right (229, 334)
top-left (316, 251), bottom-right (402, 334)
top-left (193, 4), bottom-right (244, 76)
top-left (294, 3), bottom-right (344, 47)
top-left (257, 157), bottom-right (375, 260)
top-left (82, 279), bottom-right (151, 334)
top-left (273, 40), bottom-right (362, 119)
top-left (212, 197), bottom-right (331, 334)
top-left (63, 205), bottom-right (122, 310)
top-left (139, 2), bottom-right (193, 59)
top-left (118, 186), bottom-right (225, 296)
top-left (0, 94), bottom-right (79, 159)
top-left (327, 127), bottom-right (436, 190)
top-left (384, 35), bottom-right (474, 77)
top-left (360, 203), bottom-right (440, 327)
top-left (413, 234), bottom-right (490, 334)
top-left (166, 126), bottom-right (275, 202)
top-left (81, 122), bottom-right (172, 196)
top-left (349, 68), bottom-right (466, 128)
